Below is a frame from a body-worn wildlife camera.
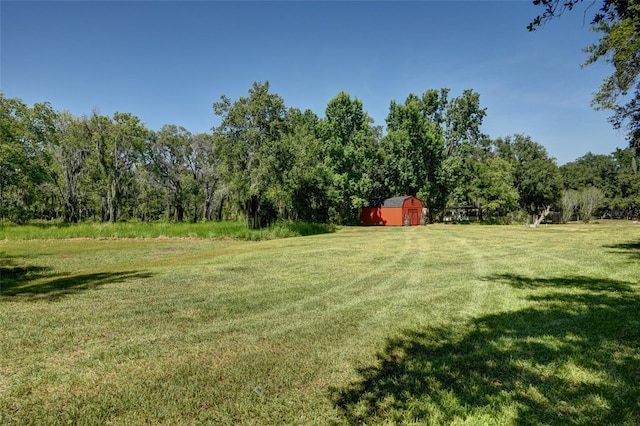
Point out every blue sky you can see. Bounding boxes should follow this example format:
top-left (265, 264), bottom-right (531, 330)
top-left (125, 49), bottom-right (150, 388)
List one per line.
top-left (1, 1), bottom-right (628, 164)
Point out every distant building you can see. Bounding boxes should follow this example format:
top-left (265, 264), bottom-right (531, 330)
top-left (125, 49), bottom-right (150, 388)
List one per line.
top-left (359, 196), bottom-right (423, 226)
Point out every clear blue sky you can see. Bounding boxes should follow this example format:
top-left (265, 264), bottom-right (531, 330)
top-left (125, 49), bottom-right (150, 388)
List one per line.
top-left (1, 0), bottom-right (628, 164)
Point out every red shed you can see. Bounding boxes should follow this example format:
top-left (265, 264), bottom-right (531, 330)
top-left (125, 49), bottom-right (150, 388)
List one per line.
top-left (360, 196), bottom-right (423, 226)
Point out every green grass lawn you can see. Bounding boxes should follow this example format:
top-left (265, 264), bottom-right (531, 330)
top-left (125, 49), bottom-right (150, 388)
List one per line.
top-left (1, 222), bottom-right (639, 424)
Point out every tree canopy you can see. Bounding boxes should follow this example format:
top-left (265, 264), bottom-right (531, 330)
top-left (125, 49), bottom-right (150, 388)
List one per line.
top-left (529, 0), bottom-right (640, 155)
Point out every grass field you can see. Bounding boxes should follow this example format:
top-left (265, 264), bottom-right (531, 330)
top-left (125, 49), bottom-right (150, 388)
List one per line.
top-left (1, 222), bottom-right (639, 424)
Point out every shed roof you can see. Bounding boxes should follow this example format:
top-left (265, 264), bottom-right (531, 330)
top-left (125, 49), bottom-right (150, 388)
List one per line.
top-left (367, 196), bottom-right (417, 208)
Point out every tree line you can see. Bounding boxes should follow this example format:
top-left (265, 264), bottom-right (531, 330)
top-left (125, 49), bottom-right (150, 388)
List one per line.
top-left (1, 82), bottom-right (638, 228)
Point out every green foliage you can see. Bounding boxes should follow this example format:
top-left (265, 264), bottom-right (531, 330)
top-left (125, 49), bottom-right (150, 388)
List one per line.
top-left (529, 0), bottom-right (640, 153)
top-left (468, 156), bottom-right (520, 216)
top-left (0, 94), bottom-right (56, 222)
top-left (2, 85), bottom-right (639, 227)
top-left (561, 189), bottom-right (581, 222)
top-left (529, 2), bottom-right (640, 219)
top-left (443, 89), bottom-right (487, 156)
top-left (580, 186), bottom-right (606, 221)
top-left (48, 112), bottom-right (92, 223)
top-left (587, 15), bottom-right (640, 154)
top-left (561, 148), bottom-right (640, 218)
top-left (145, 125), bottom-right (218, 222)
top-left (213, 82), bottom-right (291, 229)
top-left (87, 111), bottom-right (150, 223)
top-left (280, 110), bottom-right (334, 223)
top-left (380, 89), bottom-right (487, 221)
top-left (560, 152), bottom-right (618, 196)
top-left (495, 134), bottom-right (562, 215)
top-left (381, 93), bottom-right (444, 218)
top-left (146, 125), bottom-right (193, 222)
top-left (611, 148), bottom-right (640, 215)
top-left (319, 92), bottom-right (380, 224)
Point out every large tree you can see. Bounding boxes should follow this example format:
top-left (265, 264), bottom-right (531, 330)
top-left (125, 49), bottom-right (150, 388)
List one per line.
top-left (529, 0), bottom-right (640, 155)
top-left (319, 91), bottom-right (380, 224)
top-left (560, 189), bottom-right (581, 222)
top-left (0, 94), bottom-right (32, 221)
top-left (420, 88), bottom-right (488, 217)
top-left (49, 112), bottom-right (92, 223)
top-left (275, 108), bottom-right (333, 223)
top-left (0, 94), bottom-right (55, 222)
top-left (610, 147), bottom-right (640, 217)
top-left (380, 88), bottom-right (487, 221)
top-left (213, 81), bottom-right (290, 229)
top-left (187, 133), bottom-right (219, 222)
top-left (147, 125), bottom-right (194, 222)
top-left (147, 127), bottom-right (219, 223)
top-left (495, 134), bottom-right (562, 223)
top-left (559, 149), bottom-right (640, 217)
top-left (560, 152), bottom-right (618, 197)
top-left (467, 156), bottom-right (520, 220)
top-left (380, 93), bottom-right (444, 220)
top-left (579, 186), bottom-right (606, 221)
top-left (88, 111), bottom-right (149, 223)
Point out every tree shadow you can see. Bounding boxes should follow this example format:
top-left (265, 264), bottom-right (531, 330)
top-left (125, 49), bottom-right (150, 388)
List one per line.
top-left (487, 273), bottom-right (635, 292)
top-left (1, 252), bottom-right (153, 301)
top-left (333, 274), bottom-right (640, 424)
top-left (2, 271), bottom-right (155, 301)
top-left (605, 240), bottom-right (640, 260)
top-left (0, 263), bottom-right (53, 286)
top-left (1, 251), bottom-right (54, 289)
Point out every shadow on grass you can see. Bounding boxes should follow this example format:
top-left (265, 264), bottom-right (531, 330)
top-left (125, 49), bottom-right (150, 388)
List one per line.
top-left (488, 273), bottom-right (635, 292)
top-left (1, 252), bottom-right (153, 301)
top-left (334, 274), bottom-right (640, 425)
top-left (268, 222), bottom-right (337, 237)
top-left (290, 222), bottom-right (337, 237)
top-left (606, 240), bottom-right (640, 260)
top-left (1, 251), bottom-right (53, 287)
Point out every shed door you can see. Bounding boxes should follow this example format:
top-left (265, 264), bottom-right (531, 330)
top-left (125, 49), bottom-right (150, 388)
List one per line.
top-left (408, 209), bottom-right (420, 225)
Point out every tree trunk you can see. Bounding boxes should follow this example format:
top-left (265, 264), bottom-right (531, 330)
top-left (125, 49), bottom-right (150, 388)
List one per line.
top-left (246, 195), bottom-right (261, 229)
top-left (175, 204), bottom-right (184, 222)
top-left (204, 197), bottom-right (212, 221)
top-left (0, 185), bottom-right (4, 222)
top-left (531, 205), bottom-right (551, 228)
top-left (100, 197), bottom-right (108, 222)
top-left (107, 183), bottom-right (117, 223)
top-left (216, 197), bottom-right (225, 221)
